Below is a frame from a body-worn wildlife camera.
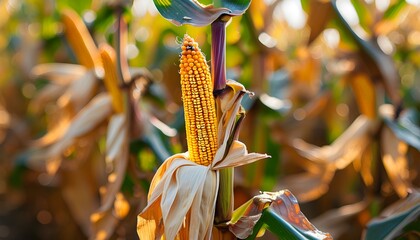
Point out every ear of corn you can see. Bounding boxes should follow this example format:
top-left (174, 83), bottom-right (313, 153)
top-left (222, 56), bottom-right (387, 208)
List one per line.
top-left (62, 9), bottom-right (101, 70)
top-left (179, 35), bottom-right (217, 166)
top-left (99, 44), bottom-right (124, 113)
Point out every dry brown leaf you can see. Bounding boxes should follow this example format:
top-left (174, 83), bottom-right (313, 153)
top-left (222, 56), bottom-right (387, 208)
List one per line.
top-left (57, 70), bottom-right (98, 112)
top-left (61, 165), bottom-right (99, 236)
top-left (381, 126), bottom-right (411, 198)
top-left (291, 115), bottom-right (380, 169)
top-left (353, 143), bottom-right (375, 187)
top-left (91, 113), bottom-right (129, 240)
top-left (105, 114), bottom-right (126, 165)
top-left (31, 63), bottom-right (87, 85)
top-left (30, 84), bottom-right (69, 112)
top-left (312, 201), bottom-right (368, 238)
top-left (307, 0), bottom-right (333, 44)
top-left (276, 166), bottom-right (335, 203)
top-left (27, 94), bottom-right (113, 174)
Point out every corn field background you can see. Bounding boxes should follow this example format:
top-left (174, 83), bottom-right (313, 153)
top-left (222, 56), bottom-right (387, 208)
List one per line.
top-left (0, 0), bottom-right (419, 239)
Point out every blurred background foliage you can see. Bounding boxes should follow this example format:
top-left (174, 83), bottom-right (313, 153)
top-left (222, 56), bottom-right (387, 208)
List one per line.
top-left (0, 0), bottom-right (419, 239)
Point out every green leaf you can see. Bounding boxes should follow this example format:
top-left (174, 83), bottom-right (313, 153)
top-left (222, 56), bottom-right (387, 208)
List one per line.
top-left (381, 106), bottom-right (420, 151)
top-left (364, 191), bottom-right (420, 240)
top-left (153, 0), bottom-right (251, 26)
top-left (383, 0), bottom-right (407, 20)
top-left (229, 190), bottom-right (332, 239)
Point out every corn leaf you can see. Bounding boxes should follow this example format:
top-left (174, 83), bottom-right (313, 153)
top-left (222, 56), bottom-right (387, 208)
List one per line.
top-left (228, 190), bottom-right (332, 239)
top-left (152, 0), bottom-right (251, 26)
top-left (306, 0), bottom-right (332, 44)
top-left (364, 191), bottom-right (420, 240)
top-left (380, 105), bottom-right (420, 151)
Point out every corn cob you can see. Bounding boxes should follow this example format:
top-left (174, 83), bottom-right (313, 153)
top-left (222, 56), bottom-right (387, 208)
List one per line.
top-left (62, 9), bottom-right (101, 70)
top-left (100, 44), bottom-right (124, 113)
top-left (179, 35), bottom-right (217, 166)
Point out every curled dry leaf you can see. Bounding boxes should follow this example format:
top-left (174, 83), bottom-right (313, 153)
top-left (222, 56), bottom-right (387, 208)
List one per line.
top-left (312, 201), bottom-right (368, 238)
top-left (307, 0), bottom-right (333, 44)
top-left (91, 114), bottom-right (130, 240)
top-left (27, 94), bottom-right (113, 174)
top-left (381, 126), bottom-right (411, 198)
top-left (228, 190), bottom-right (333, 239)
top-left (276, 167), bottom-right (335, 203)
top-left (30, 63), bottom-right (87, 85)
top-left (57, 70), bottom-right (99, 112)
top-left (290, 115), bottom-right (380, 169)
top-left (61, 159), bottom-right (100, 236)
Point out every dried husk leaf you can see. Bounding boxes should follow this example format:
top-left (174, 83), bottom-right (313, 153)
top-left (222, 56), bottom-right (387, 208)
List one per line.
top-left (61, 162), bottom-right (99, 236)
top-left (31, 84), bottom-right (69, 113)
top-left (105, 114), bottom-right (126, 165)
top-left (312, 201), bottom-right (368, 238)
top-left (290, 115), bottom-right (380, 169)
top-left (91, 113), bottom-right (129, 240)
top-left (31, 63), bottom-right (87, 85)
top-left (381, 126), bottom-right (411, 198)
top-left (27, 94), bottom-right (113, 174)
top-left (57, 70), bottom-right (98, 112)
top-left (276, 167), bottom-right (335, 203)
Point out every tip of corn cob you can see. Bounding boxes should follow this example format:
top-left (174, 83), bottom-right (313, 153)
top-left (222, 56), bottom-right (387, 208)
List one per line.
top-left (179, 35), bottom-right (217, 166)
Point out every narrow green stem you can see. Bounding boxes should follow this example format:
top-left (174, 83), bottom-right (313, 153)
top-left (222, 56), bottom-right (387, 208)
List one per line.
top-left (213, 16), bottom-right (234, 229)
top-left (215, 167), bottom-right (234, 224)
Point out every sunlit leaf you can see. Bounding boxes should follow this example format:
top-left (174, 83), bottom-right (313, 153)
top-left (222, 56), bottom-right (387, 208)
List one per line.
top-left (380, 126), bottom-right (411, 198)
top-left (307, 0), bottom-right (332, 44)
top-left (290, 115), bottom-right (380, 169)
top-left (312, 201), bottom-right (367, 238)
top-left (375, 0), bottom-right (408, 35)
top-left (153, 0), bottom-right (251, 26)
top-left (61, 163), bottom-right (99, 236)
top-left (276, 170), bottom-right (335, 203)
top-left (31, 63), bottom-right (87, 85)
top-left (228, 190), bottom-right (332, 239)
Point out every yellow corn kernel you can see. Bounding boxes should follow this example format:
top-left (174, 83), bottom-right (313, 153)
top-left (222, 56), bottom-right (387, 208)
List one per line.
top-left (99, 44), bottom-right (124, 113)
top-left (61, 9), bottom-right (101, 70)
top-left (180, 35), bottom-right (217, 166)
